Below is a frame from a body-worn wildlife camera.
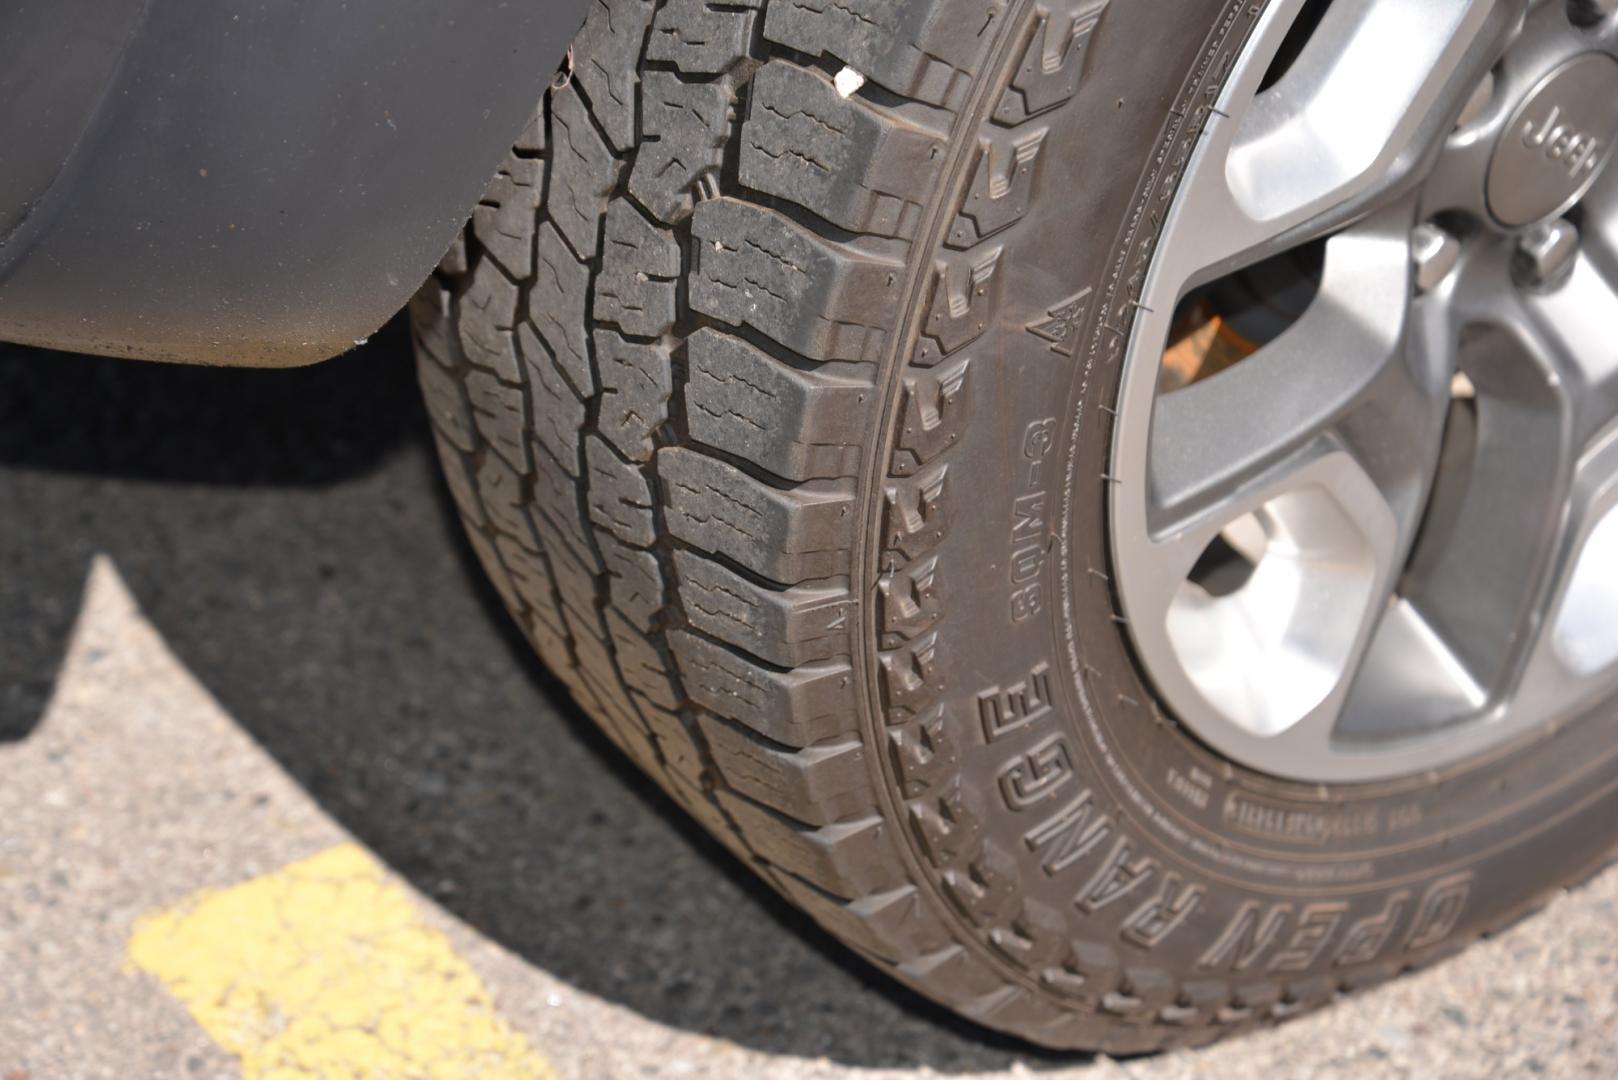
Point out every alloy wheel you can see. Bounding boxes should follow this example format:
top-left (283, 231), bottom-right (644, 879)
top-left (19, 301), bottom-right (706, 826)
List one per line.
top-left (1111, 0), bottom-right (1618, 781)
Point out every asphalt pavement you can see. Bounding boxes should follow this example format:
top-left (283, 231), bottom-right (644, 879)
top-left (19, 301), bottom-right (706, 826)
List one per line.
top-left (2, 324), bottom-right (1617, 1078)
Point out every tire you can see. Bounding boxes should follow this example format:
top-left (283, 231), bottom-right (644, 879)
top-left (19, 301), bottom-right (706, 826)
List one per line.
top-left (409, 0), bottom-right (1618, 1052)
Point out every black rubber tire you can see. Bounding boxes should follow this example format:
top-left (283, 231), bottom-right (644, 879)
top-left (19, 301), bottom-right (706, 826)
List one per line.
top-left (409, 0), bottom-right (1618, 1052)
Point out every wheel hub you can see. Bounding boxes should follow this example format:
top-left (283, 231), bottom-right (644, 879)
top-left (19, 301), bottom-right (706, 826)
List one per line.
top-left (1107, 0), bottom-right (1618, 783)
top-left (1487, 53), bottom-right (1618, 227)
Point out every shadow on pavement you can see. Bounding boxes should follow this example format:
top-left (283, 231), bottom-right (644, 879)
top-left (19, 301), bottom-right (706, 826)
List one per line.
top-left (0, 328), bottom-right (1068, 1072)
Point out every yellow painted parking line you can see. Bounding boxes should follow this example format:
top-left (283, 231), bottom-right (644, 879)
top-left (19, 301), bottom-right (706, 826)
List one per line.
top-left (127, 843), bottom-right (555, 1079)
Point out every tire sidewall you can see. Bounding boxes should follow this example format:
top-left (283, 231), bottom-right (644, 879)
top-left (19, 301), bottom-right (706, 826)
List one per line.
top-left (857, 0), bottom-right (1618, 1003)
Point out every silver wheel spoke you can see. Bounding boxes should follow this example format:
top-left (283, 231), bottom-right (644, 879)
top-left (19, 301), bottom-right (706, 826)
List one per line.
top-left (1517, 423), bottom-right (1618, 715)
top-left (1347, 225), bottom-right (1618, 733)
top-left (1119, 198), bottom-right (1456, 751)
top-left (1149, 207), bottom-right (1438, 534)
top-left (1518, 248), bottom-right (1618, 460)
top-left (1586, 169), bottom-right (1618, 272)
top-left (1155, 451), bottom-right (1400, 745)
top-left (1174, 0), bottom-right (1510, 286)
top-left (1502, 207), bottom-right (1618, 716)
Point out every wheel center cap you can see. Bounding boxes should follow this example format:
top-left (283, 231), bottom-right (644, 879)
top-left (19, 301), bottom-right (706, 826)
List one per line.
top-left (1487, 52), bottom-right (1618, 228)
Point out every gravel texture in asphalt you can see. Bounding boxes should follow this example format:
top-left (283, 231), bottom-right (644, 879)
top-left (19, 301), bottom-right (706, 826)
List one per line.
top-left (2, 329), bottom-right (1616, 1078)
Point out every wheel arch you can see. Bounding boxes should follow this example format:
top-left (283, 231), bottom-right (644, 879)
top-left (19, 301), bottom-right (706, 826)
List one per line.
top-left (0, 0), bottom-right (586, 367)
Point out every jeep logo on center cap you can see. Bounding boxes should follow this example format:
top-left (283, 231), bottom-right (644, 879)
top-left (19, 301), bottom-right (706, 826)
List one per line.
top-left (1488, 53), bottom-right (1618, 228)
top-left (1522, 104), bottom-right (1604, 180)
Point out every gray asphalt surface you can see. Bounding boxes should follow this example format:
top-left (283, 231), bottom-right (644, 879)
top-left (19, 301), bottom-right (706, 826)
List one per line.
top-left (3, 326), bottom-right (1617, 1078)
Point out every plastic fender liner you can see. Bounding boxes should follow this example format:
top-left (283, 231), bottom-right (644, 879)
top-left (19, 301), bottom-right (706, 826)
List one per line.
top-left (0, 0), bottom-right (586, 367)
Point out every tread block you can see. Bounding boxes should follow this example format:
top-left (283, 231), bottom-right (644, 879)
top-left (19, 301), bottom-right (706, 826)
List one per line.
top-left (762, 0), bottom-right (1007, 107)
top-left (475, 451), bottom-right (533, 545)
top-left (464, 370), bottom-right (530, 476)
top-left (606, 607), bottom-right (682, 710)
top-left (630, 72), bottom-right (736, 226)
top-left (685, 328), bottom-right (870, 481)
top-left (946, 129), bottom-right (1045, 248)
top-left (671, 631), bottom-right (856, 746)
top-left (531, 225), bottom-right (597, 396)
top-left (897, 945), bottom-right (1016, 1008)
top-left (520, 322), bottom-right (587, 479)
top-left (941, 839), bottom-right (1020, 927)
top-left (436, 233), bottom-right (470, 277)
top-left (549, 87), bottom-right (623, 259)
top-left (595, 330), bottom-right (673, 464)
top-left (459, 260), bottom-right (522, 382)
top-left (524, 437), bottom-right (588, 533)
top-left (775, 878), bottom-right (954, 965)
top-left (885, 703), bottom-right (956, 797)
top-left (878, 553), bottom-right (941, 643)
top-left (674, 549), bottom-right (852, 667)
top-left (473, 152), bottom-right (545, 279)
top-left (572, 0), bottom-right (658, 153)
top-left (570, 610), bottom-right (657, 753)
top-left (585, 435), bottom-right (657, 547)
top-left (410, 286), bottom-right (456, 370)
top-left (882, 462), bottom-right (950, 562)
top-left (741, 61), bottom-right (945, 238)
top-left (540, 524), bottom-right (605, 624)
top-left (514, 101), bottom-right (546, 154)
top-left (992, 4), bottom-right (1102, 127)
top-left (594, 201), bottom-right (680, 338)
top-left (715, 792), bottom-right (906, 898)
top-left (599, 531), bottom-right (666, 627)
top-left (530, 481), bottom-right (599, 589)
top-left (878, 629), bottom-right (942, 717)
top-left (913, 247), bottom-right (1001, 366)
top-left (529, 461), bottom-right (596, 577)
top-left (415, 352), bottom-right (477, 456)
top-left (647, 0), bottom-right (761, 73)
top-left (496, 534), bottom-right (565, 634)
top-left (659, 446), bottom-right (855, 582)
top-left (690, 198), bottom-right (902, 364)
top-left (890, 355), bottom-right (970, 476)
top-left (700, 715), bottom-right (875, 825)
top-left (633, 697), bottom-right (711, 791)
